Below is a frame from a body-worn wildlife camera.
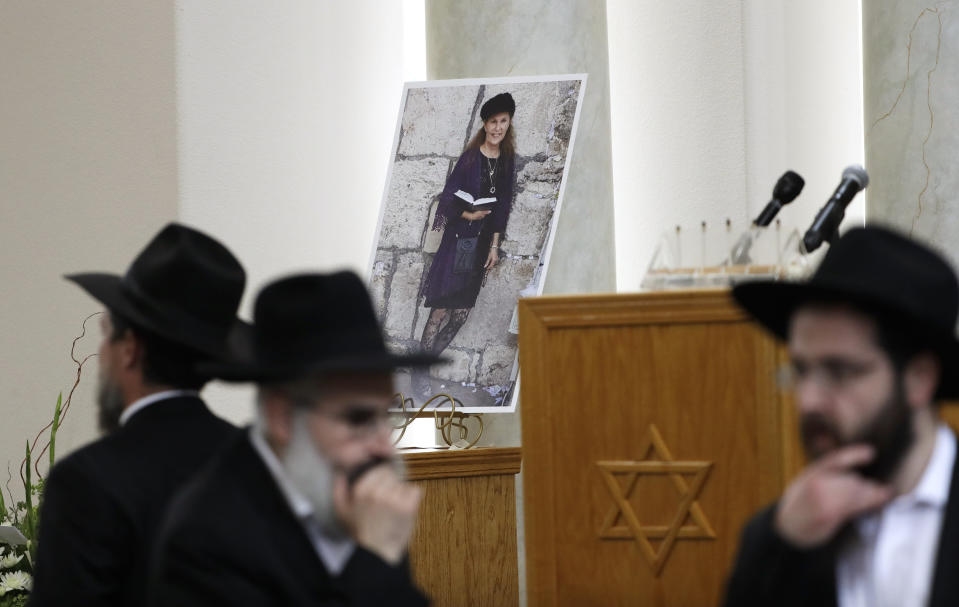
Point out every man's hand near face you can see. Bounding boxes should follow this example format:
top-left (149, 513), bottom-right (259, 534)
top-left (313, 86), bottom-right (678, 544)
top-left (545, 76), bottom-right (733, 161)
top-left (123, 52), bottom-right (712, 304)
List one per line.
top-left (775, 444), bottom-right (894, 548)
top-left (333, 463), bottom-right (422, 566)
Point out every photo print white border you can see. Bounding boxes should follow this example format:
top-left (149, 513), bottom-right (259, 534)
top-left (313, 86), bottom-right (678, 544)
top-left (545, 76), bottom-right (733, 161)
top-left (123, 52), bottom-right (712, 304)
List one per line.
top-left (370, 73), bottom-right (587, 413)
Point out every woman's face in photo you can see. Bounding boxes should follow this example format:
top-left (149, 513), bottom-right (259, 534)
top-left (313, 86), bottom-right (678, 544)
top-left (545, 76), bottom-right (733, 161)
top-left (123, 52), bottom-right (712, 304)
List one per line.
top-left (484, 112), bottom-right (511, 146)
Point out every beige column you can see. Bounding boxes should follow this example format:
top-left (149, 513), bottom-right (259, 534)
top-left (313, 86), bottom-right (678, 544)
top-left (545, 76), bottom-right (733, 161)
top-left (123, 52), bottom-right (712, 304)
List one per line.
top-left (425, 6), bottom-right (615, 605)
top-left (425, 0), bottom-right (616, 295)
top-left (423, 2), bottom-right (616, 447)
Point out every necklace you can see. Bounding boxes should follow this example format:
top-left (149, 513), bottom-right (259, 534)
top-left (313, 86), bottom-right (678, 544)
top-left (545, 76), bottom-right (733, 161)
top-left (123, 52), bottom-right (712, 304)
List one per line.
top-left (485, 154), bottom-right (499, 194)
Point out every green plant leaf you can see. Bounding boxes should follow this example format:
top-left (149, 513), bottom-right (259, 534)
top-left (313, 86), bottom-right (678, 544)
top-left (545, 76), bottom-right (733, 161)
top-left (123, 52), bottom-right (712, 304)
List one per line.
top-left (23, 443), bottom-right (31, 523)
top-left (49, 393), bottom-right (62, 471)
top-left (22, 444), bottom-right (35, 562)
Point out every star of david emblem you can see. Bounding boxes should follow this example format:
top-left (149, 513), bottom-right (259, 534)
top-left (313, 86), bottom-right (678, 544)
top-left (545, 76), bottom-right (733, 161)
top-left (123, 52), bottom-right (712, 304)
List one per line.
top-left (596, 424), bottom-right (715, 576)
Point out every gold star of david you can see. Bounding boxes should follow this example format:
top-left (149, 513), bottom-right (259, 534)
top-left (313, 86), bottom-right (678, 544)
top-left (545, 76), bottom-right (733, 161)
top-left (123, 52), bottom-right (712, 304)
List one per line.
top-left (596, 424), bottom-right (715, 576)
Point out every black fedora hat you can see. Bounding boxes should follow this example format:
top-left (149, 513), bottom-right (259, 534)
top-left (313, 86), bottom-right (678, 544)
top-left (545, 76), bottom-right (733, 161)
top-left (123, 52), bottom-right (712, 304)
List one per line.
top-left (733, 225), bottom-right (959, 398)
top-left (66, 223), bottom-right (247, 359)
top-left (201, 271), bottom-right (443, 382)
top-left (480, 92), bottom-right (516, 121)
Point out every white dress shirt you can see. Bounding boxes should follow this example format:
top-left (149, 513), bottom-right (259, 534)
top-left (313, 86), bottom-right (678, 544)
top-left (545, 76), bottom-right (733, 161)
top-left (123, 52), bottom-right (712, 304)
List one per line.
top-left (837, 424), bottom-right (957, 607)
top-left (248, 427), bottom-right (356, 575)
top-left (119, 389), bottom-right (200, 426)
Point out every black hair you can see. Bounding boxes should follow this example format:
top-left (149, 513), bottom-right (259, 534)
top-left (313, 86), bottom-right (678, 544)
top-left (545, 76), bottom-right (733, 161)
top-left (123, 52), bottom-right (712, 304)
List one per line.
top-left (109, 310), bottom-right (212, 390)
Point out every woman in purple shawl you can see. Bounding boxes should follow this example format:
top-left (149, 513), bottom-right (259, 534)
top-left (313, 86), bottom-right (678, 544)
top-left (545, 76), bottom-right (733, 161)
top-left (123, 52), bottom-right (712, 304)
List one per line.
top-left (413, 92), bottom-right (517, 397)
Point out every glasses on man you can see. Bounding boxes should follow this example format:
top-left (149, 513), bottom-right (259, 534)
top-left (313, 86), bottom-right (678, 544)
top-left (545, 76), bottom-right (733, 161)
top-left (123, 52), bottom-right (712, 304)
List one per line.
top-left (312, 404), bottom-right (397, 439)
top-left (777, 357), bottom-right (879, 392)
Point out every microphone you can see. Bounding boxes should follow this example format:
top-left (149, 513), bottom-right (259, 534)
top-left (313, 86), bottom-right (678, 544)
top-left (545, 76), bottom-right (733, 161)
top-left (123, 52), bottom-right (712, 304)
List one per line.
top-left (728, 170), bottom-right (805, 265)
top-left (802, 165), bottom-right (869, 253)
top-left (754, 170), bottom-right (805, 227)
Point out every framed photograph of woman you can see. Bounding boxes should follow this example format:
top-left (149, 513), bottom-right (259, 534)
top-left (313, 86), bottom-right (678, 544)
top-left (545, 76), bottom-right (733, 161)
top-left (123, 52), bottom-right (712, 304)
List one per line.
top-left (370, 75), bottom-right (586, 412)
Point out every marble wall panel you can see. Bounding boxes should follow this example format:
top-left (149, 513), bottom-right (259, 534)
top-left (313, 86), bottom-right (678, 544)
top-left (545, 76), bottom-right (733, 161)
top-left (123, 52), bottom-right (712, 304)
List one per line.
top-left (865, 2), bottom-right (959, 267)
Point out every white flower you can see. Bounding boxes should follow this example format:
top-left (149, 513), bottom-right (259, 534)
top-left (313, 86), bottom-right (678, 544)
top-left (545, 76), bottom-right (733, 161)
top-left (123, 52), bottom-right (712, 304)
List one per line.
top-left (0, 570), bottom-right (32, 593)
top-left (0, 552), bottom-right (22, 569)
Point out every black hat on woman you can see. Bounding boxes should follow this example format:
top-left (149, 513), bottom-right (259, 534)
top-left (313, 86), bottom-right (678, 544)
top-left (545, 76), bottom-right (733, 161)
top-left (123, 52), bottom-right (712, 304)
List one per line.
top-left (480, 93), bottom-right (516, 121)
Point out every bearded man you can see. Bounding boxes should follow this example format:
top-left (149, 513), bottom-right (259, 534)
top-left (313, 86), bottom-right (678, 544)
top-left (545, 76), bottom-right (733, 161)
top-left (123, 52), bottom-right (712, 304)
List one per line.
top-left (148, 272), bottom-right (438, 606)
top-left (723, 226), bottom-right (959, 607)
top-left (30, 224), bottom-right (246, 606)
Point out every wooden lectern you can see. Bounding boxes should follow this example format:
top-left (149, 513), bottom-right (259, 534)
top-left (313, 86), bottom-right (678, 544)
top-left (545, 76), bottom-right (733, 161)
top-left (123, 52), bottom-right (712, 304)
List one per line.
top-left (403, 447), bottom-right (522, 607)
top-left (518, 290), bottom-right (801, 606)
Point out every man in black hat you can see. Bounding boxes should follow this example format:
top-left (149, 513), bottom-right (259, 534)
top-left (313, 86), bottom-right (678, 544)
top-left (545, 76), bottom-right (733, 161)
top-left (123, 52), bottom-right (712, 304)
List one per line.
top-left (30, 224), bottom-right (246, 607)
top-left (723, 226), bottom-right (959, 606)
top-left (148, 272), bottom-right (436, 606)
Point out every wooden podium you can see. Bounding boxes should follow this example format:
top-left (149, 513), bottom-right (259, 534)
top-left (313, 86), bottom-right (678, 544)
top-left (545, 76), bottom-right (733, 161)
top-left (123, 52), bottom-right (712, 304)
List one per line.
top-left (518, 290), bottom-right (801, 606)
top-left (403, 447), bottom-right (522, 607)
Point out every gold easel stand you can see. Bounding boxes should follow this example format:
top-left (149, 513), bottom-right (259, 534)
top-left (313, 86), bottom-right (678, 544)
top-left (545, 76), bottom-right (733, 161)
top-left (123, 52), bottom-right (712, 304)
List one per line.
top-left (392, 392), bottom-right (485, 449)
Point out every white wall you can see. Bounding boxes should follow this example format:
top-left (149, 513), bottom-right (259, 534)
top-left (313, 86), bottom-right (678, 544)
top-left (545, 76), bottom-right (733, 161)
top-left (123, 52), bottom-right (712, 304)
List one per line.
top-left (174, 1), bottom-right (408, 424)
top-left (608, 0), bottom-right (865, 291)
top-left (0, 0), bottom-right (866, 472)
top-left (0, 1), bottom-right (419, 476)
top-left (0, 1), bottom-right (179, 489)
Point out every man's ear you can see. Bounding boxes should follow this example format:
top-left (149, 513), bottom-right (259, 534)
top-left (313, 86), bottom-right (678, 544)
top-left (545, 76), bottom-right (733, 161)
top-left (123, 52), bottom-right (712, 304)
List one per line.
top-left (904, 352), bottom-right (941, 409)
top-left (262, 394), bottom-right (295, 452)
top-left (117, 329), bottom-right (143, 372)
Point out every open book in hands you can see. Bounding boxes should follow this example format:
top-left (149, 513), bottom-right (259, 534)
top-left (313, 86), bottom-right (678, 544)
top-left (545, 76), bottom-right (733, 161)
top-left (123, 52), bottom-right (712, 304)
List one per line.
top-left (454, 190), bottom-right (497, 207)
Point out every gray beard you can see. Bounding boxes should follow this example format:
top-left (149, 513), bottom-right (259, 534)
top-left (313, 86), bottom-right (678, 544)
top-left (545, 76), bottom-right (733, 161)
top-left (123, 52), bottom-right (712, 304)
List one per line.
top-left (281, 418), bottom-right (345, 538)
top-left (96, 373), bottom-right (125, 435)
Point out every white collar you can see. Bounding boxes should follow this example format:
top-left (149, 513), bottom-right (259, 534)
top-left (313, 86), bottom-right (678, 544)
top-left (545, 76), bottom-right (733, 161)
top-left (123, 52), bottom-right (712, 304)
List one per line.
top-left (856, 423), bottom-right (956, 539)
top-left (248, 428), bottom-right (357, 574)
top-left (248, 426), bottom-right (314, 519)
top-left (119, 389), bottom-right (200, 426)
top-left (907, 423), bottom-right (956, 509)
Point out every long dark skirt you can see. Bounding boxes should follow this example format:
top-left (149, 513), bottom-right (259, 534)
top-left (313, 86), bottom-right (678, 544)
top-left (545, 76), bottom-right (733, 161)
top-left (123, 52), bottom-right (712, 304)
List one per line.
top-left (421, 226), bottom-right (491, 309)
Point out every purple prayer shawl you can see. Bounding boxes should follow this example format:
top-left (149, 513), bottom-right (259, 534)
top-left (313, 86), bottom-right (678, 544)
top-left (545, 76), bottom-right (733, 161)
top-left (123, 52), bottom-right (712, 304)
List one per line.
top-left (420, 147), bottom-right (515, 308)
top-left (432, 147), bottom-right (514, 235)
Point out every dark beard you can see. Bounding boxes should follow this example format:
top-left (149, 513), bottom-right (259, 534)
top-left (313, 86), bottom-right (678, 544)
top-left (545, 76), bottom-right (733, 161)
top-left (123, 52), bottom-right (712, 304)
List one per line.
top-left (799, 379), bottom-right (913, 483)
top-left (97, 375), bottom-right (125, 434)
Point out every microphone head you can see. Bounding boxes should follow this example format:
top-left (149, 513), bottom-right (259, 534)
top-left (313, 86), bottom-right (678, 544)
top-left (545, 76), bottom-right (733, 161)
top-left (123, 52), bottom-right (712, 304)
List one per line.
top-left (842, 165), bottom-right (869, 189)
top-left (772, 170), bottom-right (805, 204)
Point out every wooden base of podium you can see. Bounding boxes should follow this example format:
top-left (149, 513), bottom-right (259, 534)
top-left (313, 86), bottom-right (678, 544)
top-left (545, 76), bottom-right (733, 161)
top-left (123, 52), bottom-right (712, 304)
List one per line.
top-left (403, 447), bottom-right (522, 607)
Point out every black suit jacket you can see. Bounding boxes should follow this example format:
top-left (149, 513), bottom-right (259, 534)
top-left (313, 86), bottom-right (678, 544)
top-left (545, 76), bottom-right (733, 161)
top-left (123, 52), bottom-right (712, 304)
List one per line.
top-left (29, 395), bottom-right (237, 607)
top-left (723, 454), bottom-right (959, 606)
top-left (148, 431), bottom-right (429, 607)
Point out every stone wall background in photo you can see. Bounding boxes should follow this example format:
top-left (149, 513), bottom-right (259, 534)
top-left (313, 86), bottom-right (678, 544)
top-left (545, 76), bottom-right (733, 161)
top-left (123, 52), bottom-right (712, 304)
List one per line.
top-left (371, 79), bottom-right (582, 408)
